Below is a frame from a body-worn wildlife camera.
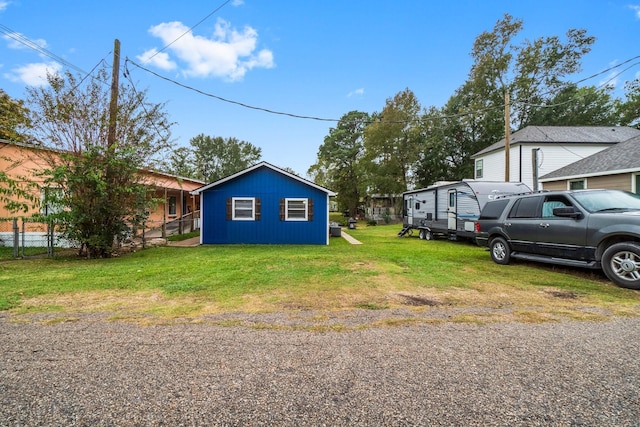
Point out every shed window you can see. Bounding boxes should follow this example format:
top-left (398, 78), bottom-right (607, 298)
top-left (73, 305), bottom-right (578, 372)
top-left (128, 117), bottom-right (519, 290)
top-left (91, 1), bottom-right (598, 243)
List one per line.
top-left (280, 198), bottom-right (313, 221)
top-left (232, 197), bottom-right (255, 220)
top-left (286, 198), bottom-right (308, 221)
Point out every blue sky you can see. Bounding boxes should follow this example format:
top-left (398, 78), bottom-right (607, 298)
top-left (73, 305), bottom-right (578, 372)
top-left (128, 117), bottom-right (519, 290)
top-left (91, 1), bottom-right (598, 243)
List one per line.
top-left (1, 0), bottom-right (639, 177)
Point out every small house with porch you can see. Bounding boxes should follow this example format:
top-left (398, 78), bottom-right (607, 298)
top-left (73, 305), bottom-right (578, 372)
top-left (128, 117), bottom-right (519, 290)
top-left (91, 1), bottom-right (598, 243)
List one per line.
top-left (192, 162), bottom-right (336, 245)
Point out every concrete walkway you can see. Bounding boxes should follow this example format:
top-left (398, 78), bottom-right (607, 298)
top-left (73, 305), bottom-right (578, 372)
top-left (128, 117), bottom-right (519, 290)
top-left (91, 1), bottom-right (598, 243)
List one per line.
top-left (167, 236), bottom-right (200, 247)
top-left (341, 230), bottom-right (362, 245)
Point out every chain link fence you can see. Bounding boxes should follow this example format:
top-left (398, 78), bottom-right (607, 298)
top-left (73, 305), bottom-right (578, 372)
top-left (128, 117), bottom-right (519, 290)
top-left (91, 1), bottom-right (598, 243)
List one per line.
top-left (0, 218), bottom-right (76, 259)
top-left (0, 211), bottom-right (201, 259)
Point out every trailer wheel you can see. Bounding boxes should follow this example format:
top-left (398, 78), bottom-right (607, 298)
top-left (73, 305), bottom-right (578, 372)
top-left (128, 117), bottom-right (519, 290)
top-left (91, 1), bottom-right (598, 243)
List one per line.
top-left (419, 229), bottom-right (432, 240)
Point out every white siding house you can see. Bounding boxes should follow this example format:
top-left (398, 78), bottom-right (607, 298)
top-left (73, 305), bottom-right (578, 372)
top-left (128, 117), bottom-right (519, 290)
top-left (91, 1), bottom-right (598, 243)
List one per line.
top-left (471, 126), bottom-right (640, 191)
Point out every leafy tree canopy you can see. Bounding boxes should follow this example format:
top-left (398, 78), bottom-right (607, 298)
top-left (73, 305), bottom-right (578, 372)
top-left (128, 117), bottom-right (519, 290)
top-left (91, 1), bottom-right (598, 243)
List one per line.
top-left (363, 89), bottom-right (422, 195)
top-left (0, 89), bottom-right (31, 142)
top-left (308, 110), bottom-right (369, 215)
top-left (25, 66), bottom-right (173, 257)
top-left (185, 134), bottom-right (262, 183)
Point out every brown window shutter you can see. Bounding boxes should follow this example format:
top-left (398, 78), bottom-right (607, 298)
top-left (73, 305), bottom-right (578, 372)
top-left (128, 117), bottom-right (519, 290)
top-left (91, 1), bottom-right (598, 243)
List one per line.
top-left (308, 198), bottom-right (314, 221)
top-left (226, 198), bottom-right (232, 220)
top-left (279, 198), bottom-right (285, 221)
top-left (255, 198), bottom-right (261, 220)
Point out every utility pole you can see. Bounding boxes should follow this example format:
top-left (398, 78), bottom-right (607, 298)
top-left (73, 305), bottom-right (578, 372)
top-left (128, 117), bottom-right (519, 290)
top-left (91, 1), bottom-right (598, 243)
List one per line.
top-left (504, 92), bottom-right (511, 182)
top-left (531, 148), bottom-right (540, 191)
top-left (107, 39), bottom-right (120, 148)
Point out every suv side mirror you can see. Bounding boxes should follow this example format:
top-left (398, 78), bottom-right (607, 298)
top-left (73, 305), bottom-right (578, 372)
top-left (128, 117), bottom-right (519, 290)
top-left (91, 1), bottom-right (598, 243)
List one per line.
top-left (553, 206), bottom-right (582, 219)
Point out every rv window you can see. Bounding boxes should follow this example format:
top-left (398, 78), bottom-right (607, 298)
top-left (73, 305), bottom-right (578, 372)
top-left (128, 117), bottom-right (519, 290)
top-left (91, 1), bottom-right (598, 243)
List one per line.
top-left (415, 202), bottom-right (420, 210)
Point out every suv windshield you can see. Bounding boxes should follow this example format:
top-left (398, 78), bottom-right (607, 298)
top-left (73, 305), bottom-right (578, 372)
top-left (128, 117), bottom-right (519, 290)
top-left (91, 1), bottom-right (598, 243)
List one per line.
top-left (572, 190), bottom-right (640, 212)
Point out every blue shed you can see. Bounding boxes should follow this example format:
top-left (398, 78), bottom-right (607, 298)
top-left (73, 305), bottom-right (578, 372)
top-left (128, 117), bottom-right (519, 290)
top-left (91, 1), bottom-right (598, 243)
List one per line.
top-left (191, 162), bottom-right (337, 245)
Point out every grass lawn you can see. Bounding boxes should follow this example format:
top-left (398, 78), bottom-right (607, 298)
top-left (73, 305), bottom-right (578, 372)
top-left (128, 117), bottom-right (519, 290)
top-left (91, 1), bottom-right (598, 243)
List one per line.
top-left (1, 223), bottom-right (639, 326)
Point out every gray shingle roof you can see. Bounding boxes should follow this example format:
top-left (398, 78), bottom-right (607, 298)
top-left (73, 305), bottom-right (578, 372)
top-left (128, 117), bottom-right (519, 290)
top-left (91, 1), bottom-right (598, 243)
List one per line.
top-left (472, 126), bottom-right (640, 158)
top-left (539, 134), bottom-right (640, 181)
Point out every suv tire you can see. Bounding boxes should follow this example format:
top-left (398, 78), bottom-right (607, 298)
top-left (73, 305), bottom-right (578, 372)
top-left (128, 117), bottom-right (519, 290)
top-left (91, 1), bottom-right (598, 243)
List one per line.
top-left (602, 242), bottom-right (640, 290)
top-left (490, 237), bottom-right (511, 265)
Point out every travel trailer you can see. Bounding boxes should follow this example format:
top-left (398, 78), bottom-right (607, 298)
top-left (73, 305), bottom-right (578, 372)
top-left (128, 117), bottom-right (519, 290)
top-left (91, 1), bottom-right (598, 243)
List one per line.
top-left (399, 180), bottom-right (531, 241)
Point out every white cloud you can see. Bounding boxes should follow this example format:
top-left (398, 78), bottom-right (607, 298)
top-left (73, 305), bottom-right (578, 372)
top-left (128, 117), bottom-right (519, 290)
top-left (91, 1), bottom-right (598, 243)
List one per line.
top-left (629, 5), bottom-right (640, 19)
top-left (146, 18), bottom-right (274, 81)
top-left (137, 48), bottom-right (177, 71)
top-left (2, 31), bottom-right (48, 51)
top-left (4, 61), bottom-right (61, 86)
top-left (0, 1), bottom-right (9, 12)
top-left (599, 71), bottom-right (619, 89)
top-left (348, 88), bottom-right (365, 97)
top-left (231, 0), bottom-right (244, 5)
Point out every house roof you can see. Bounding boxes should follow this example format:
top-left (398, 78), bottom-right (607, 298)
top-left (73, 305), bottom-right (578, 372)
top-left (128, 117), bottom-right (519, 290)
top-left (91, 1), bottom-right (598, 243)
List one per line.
top-left (141, 169), bottom-right (206, 191)
top-left (0, 138), bottom-right (205, 191)
top-left (472, 126), bottom-right (640, 158)
top-left (539, 134), bottom-right (640, 181)
top-left (190, 161), bottom-right (337, 196)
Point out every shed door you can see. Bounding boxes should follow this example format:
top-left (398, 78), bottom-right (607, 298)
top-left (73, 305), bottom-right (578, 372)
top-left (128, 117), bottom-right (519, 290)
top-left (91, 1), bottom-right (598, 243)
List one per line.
top-left (447, 190), bottom-right (457, 231)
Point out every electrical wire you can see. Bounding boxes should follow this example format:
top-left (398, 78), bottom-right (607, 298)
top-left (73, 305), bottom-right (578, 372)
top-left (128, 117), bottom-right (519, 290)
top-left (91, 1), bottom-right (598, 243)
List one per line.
top-left (0, 23), bottom-right (88, 75)
top-left (126, 54), bottom-right (640, 127)
top-left (142, 0), bottom-right (234, 63)
top-left (126, 58), bottom-right (341, 122)
top-left (122, 66), bottom-right (172, 145)
top-left (515, 57), bottom-right (640, 109)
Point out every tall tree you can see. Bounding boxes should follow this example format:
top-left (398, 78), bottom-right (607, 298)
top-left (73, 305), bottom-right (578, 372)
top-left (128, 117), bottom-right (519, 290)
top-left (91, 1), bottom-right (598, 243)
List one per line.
top-left (416, 14), bottom-right (596, 184)
top-left (26, 66), bottom-right (173, 257)
top-left (190, 134), bottom-right (261, 183)
top-left (618, 78), bottom-right (640, 128)
top-left (525, 85), bottom-right (619, 126)
top-left (308, 110), bottom-right (369, 216)
top-left (469, 14), bottom-right (595, 129)
top-left (0, 89), bottom-right (31, 142)
top-left (166, 146), bottom-right (196, 178)
top-left (364, 89), bottom-right (422, 194)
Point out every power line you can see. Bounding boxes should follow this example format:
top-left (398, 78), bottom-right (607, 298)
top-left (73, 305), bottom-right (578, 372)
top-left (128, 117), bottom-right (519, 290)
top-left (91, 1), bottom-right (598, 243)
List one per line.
top-left (515, 55), bottom-right (640, 109)
top-left (0, 23), bottom-right (88, 75)
top-left (126, 58), bottom-right (340, 122)
top-left (143, 0), bottom-right (234, 63)
top-left (127, 54), bottom-right (640, 126)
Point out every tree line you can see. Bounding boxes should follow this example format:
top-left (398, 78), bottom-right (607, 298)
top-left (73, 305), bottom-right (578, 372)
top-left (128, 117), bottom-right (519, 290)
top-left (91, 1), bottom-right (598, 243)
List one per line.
top-left (1, 14), bottom-right (639, 255)
top-left (307, 15), bottom-right (640, 216)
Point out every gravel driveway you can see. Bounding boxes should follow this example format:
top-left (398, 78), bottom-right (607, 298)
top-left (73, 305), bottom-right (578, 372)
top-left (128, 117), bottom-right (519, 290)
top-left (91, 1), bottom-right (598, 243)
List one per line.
top-left (1, 312), bottom-right (640, 426)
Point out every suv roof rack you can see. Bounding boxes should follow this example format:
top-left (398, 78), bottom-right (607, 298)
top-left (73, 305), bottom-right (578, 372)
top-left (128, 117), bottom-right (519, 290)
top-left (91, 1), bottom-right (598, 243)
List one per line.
top-left (493, 190), bottom-right (545, 200)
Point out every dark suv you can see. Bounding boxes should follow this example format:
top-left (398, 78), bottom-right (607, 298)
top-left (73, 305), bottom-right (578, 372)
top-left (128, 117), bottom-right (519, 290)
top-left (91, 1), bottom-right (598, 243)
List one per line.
top-left (475, 189), bottom-right (640, 289)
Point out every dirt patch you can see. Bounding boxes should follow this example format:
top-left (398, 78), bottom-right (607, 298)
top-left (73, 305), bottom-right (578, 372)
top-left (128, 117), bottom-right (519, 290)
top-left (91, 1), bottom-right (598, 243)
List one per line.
top-left (546, 290), bottom-right (579, 299)
top-left (397, 293), bottom-right (441, 306)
